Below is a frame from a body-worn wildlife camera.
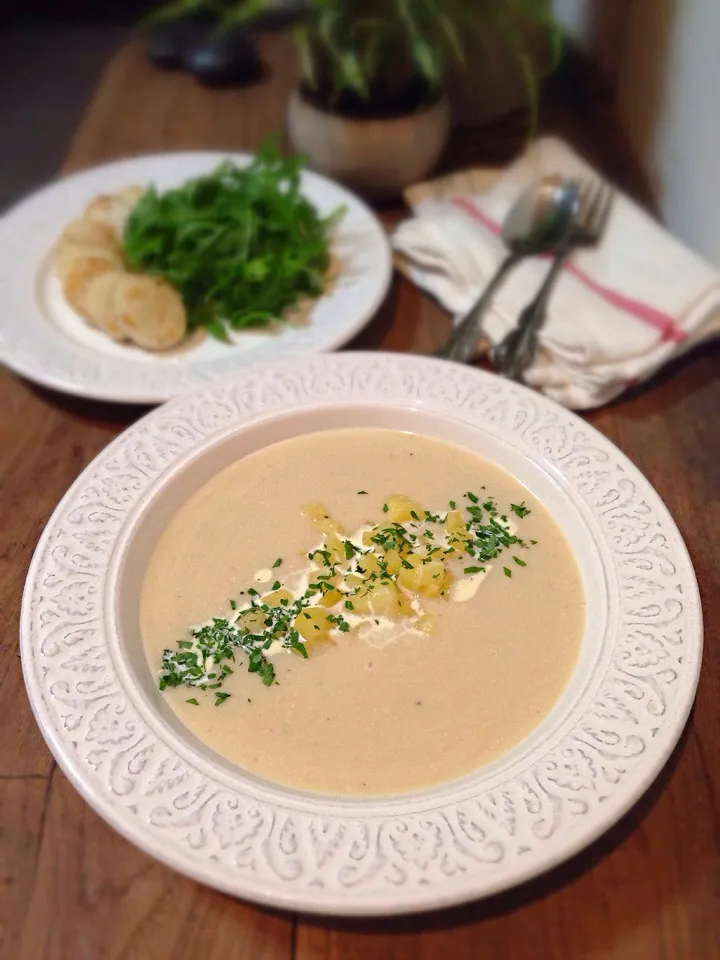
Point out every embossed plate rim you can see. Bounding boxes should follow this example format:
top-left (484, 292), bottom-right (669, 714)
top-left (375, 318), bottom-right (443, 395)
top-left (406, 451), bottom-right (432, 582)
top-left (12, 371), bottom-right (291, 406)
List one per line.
top-left (20, 353), bottom-right (703, 915)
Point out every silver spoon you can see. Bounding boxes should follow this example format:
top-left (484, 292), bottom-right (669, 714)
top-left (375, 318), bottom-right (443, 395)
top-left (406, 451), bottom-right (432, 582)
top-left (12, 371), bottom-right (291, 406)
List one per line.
top-left (435, 176), bottom-right (580, 364)
top-left (493, 178), bottom-right (612, 381)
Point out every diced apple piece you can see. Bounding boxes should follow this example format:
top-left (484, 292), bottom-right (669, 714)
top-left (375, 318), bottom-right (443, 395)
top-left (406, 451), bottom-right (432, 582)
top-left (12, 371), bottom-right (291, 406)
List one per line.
top-left (262, 588), bottom-right (293, 608)
top-left (235, 610), bottom-right (266, 634)
top-left (326, 532), bottom-right (344, 561)
top-left (396, 589), bottom-right (415, 617)
top-left (353, 581), bottom-right (400, 616)
top-left (357, 552), bottom-right (380, 577)
top-left (398, 554), bottom-right (446, 594)
top-left (294, 606), bottom-right (332, 641)
top-left (295, 635), bottom-right (335, 656)
top-left (445, 510), bottom-right (469, 541)
top-left (301, 501), bottom-right (345, 536)
top-left (386, 494), bottom-right (422, 523)
top-left (319, 587), bottom-right (343, 608)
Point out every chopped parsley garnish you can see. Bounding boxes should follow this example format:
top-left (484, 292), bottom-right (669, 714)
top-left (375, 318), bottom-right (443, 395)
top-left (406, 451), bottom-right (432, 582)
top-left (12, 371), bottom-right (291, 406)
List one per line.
top-left (158, 488), bottom-right (537, 704)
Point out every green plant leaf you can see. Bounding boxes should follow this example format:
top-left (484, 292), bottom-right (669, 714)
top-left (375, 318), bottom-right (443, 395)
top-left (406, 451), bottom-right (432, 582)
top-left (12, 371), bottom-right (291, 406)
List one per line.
top-left (143, 0), bottom-right (208, 25)
top-left (438, 13), bottom-right (465, 66)
top-left (218, 0), bottom-right (269, 28)
top-left (293, 22), bottom-right (318, 89)
top-left (411, 34), bottom-right (441, 86)
top-left (147, 0), bottom-right (562, 116)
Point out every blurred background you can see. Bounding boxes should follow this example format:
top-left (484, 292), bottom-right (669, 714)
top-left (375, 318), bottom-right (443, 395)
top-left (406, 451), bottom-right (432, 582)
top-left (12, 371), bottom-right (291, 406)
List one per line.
top-left (1, 0), bottom-right (718, 266)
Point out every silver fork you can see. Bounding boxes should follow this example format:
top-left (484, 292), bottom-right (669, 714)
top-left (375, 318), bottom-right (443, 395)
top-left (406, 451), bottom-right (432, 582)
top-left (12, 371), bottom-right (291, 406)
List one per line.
top-left (493, 178), bottom-right (614, 382)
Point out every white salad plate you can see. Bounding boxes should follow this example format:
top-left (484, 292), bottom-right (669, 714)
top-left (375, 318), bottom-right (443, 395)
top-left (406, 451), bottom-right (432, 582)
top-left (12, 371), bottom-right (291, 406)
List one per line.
top-left (0, 152), bottom-right (391, 403)
top-left (20, 353), bottom-right (702, 916)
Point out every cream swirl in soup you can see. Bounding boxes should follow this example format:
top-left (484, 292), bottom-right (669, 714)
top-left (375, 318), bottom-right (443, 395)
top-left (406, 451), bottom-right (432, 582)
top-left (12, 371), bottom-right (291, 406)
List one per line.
top-left (141, 428), bottom-right (584, 796)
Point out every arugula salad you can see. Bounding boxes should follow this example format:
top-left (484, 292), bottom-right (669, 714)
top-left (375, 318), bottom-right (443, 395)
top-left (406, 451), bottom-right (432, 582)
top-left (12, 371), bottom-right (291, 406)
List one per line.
top-left (123, 140), bottom-right (343, 341)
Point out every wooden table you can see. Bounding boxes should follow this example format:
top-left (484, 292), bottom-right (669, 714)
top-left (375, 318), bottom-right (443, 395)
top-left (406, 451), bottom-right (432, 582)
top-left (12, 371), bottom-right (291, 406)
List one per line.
top-left (2, 34), bottom-right (719, 960)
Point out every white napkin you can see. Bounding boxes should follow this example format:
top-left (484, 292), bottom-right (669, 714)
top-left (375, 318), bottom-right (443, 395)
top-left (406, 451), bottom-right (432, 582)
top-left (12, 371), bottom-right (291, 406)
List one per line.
top-left (393, 137), bottom-right (720, 409)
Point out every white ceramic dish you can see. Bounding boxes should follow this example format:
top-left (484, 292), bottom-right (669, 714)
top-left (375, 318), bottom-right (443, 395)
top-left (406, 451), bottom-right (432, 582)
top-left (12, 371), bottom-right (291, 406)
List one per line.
top-left (0, 153), bottom-right (391, 403)
top-left (20, 353), bottom-right (702, 916)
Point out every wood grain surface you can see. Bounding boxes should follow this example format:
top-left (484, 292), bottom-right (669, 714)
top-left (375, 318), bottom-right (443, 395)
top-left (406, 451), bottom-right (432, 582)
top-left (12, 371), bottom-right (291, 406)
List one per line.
top-left (1, 34), bottom-right (718, 960)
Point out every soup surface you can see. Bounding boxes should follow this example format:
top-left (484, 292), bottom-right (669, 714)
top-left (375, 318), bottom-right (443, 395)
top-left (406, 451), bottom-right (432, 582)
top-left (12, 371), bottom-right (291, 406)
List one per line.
top-left (141, 428), bottom-right (584, 796)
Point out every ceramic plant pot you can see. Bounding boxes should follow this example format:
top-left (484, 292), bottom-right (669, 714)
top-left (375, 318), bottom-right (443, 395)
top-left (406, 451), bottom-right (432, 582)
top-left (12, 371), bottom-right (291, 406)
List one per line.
top-left (287, 89), bottom-right (451, 199)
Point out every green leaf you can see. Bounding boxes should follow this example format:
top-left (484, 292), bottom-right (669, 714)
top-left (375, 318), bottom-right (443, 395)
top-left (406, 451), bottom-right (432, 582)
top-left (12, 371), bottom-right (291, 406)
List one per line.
top-left (122, 142), bottom-right (343, 339)
top-left (438, 13), bottom-right (465, 65)
top-left (410, 35), bottom-right (441, 86)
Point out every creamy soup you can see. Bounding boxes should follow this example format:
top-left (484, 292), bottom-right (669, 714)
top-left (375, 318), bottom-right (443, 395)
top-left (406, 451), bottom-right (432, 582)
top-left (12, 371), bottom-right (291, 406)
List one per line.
top-left (141, 429), bottom-right (584, 796)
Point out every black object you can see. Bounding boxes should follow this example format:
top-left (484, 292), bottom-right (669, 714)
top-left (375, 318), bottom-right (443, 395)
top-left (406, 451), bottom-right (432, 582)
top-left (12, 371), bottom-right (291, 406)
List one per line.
top-left (183, 26), bottom-right (263, 87)
top-left (146, 12), bottom-right (215, 71)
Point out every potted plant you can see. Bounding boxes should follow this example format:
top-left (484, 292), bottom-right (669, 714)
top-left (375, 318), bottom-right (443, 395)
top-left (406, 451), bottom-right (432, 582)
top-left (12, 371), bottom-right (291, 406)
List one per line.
top-left (151, 0), bottom-right (561, 198)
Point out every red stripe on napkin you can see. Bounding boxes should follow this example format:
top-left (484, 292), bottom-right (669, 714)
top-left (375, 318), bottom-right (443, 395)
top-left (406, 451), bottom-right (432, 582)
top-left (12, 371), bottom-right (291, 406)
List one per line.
top-left (452, 197), bottom-right (687, 344)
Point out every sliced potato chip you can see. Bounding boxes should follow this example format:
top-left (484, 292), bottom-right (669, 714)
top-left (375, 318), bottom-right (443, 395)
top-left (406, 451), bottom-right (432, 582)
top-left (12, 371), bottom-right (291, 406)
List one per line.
top-left (77, 271), bottom-right (127, 340)
top-left (62, 256), bottom-right (118, 314)
top-left (84, 192), bottom-right (140, 243)
top-left (113, 274), bottom-right (187, 350)
top-left (57, 217), bottom-right (117, 249)
top-left (55, 242), bottom-right (121, 285)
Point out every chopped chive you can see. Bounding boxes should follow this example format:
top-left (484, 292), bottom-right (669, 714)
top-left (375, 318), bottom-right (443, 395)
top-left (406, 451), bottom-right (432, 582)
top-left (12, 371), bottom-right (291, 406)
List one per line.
top-left (273, 557), bottom-right (283, 568)
top-left (186, 697), bottom-right (199, 706)
top-left (272, 580), bottom-right (281, 590)
top-left (229, 599), bottom-right (237, 610)
top-left (513, 556), bottom-right (527, 567)
top-left (214, 692), bottom-right (231, 706)
top-left (382, 503), bottom-right (389, 513)
top-left (464, 565), bottom-right (484, 574)
top-left (503, 567), bottom-right (512, 578)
